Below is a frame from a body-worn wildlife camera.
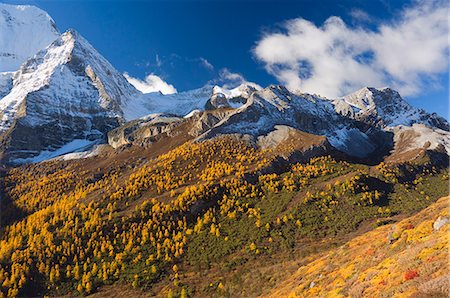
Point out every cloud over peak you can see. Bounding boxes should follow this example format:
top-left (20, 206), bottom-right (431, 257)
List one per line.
top-left (253, 0), bottom-right (449, 98)
top-left (124, 73), bottom-right (177, 95)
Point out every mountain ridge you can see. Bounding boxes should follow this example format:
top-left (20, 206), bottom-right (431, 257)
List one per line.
top-left (0, 4), bottom-right (448, 165)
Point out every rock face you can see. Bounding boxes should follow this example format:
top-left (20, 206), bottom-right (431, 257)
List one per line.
top-left (0, 3), bottom-right (60, 72)
top-left (189, 109), bottom-right (236, 137)
top-left (0, 30), bottom-right (139, 163)
top-left (108, 114), bottom-right (183, 148)
top-left (257, 125), bottom-right (332, 162)
top-left (433, 216), bottom-right (449, 231)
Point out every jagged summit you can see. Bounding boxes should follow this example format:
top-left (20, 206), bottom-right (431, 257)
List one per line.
top-left (0, 29), bottom-right (139, 162)
top-left (333, 86), bottom-right (448, 130)
top-left (196, 85), bottom-right (385, 158)
top-left (1, 29), bottom-right (138, 130)
top-left (0, 3), bottom-right (60, 72)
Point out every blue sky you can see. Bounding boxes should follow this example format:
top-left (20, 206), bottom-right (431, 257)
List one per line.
top-left (4, 0), bottom-right (449, 118)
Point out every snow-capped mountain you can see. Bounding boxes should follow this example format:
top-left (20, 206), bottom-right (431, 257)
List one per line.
top-left (0, 29), bottom-right (139, 163)
top-left (110, 84), bottom-right (450, 162)
top-left (0, 3), bottom-right (448, 164)
top-left (333, 87), bottom-right (448, 130)
top-left (0, 3), bottom-right (60, 72)
top-left (120, 82), bottom-right (261, 120)
top-left (195, 85), bottom-right (389, 158)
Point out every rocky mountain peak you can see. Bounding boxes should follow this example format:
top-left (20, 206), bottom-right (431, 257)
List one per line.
top-left (0, 28), bottom-right (140, 163)
top-left (331, 86), bottom-right (448, 130)
top-left (343, 86), bottom-right (406, 110)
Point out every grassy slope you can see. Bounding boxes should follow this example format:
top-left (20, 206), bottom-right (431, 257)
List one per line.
top-left (267, 196), bottom-right (450, 298)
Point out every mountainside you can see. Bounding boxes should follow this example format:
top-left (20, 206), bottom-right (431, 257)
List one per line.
top-left (0, 29), bottom-right (139, 163)
top-left (108, 85), bottom-right (450, 164)
top-left (268, 196), bottom-right (450, 297)
top-left (0, 133), bottom-right (448, 297)
top-left (0, 3), bottom-right (449, 298)
top-left (0, 3), bottom-right (59, 72)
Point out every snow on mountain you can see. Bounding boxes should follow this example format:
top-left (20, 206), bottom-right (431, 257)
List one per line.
top-left (333, 87), bottom-right (448, 129)
top-left (0, 3), bottom-right (60, 72)
top-left (389, 124), bottom-right (450, 155)
top-left (196, 85), bottom-right (385, 158)
top-left (120, 83), bottom-right (261, 121)
top-left (121, 85), bottom-right (211, 121)
top-left (12, 139), bottom-right (98, 164)
top-left (0, 29), bottom-right (139, 162)
top-left (206, 83), bottom-right (261, 110)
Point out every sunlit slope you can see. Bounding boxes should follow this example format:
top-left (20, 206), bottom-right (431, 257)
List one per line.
top-left (0, 136), bottom-right (448, 297)
top-left (267, 196), bottom-right (450, 298)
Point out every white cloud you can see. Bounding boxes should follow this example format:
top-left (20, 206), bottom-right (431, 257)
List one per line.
top-left (155, 54), bottom-right (162, 68)
top-left (253, 0), bottom-right (449, 98)
top-left (219, 68), bottom-right (246, 83)
top-left (199, 57), bottom-right (214, 70)
top-left (214, 68), bottom-right (261, 89)
top-left (205, 68), bottom-right (262, 90)
top-left (349, 8), bottom-right (373, 23)
top-left (124, 73), bottom-right (177, 95)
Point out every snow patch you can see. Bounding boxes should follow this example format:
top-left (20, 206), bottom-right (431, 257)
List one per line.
top-left (327, 126), bottom-right (375, 158)
top-left (184, 109), bottom-right (201, 118)
top-left (390, 124), bottom-right (450, 154)
top-left (54, 144), bottom-right (105, 161)
top-left (121, 86), bottom-right (212, 121)
top-left (13, 139), bottom-right (97, 164)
